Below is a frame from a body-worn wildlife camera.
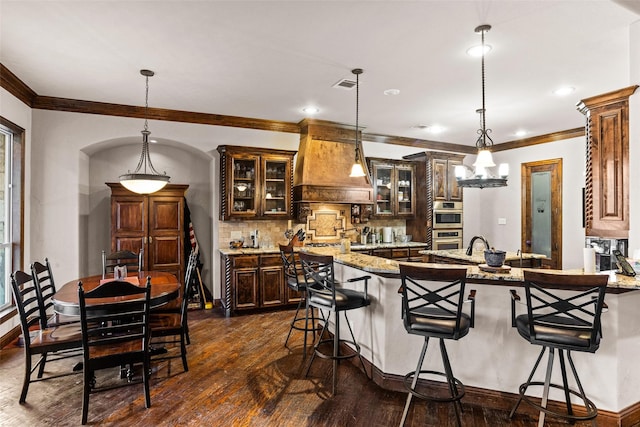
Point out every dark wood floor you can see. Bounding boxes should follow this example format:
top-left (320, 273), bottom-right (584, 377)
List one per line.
top-left (0, 308), bottom-right (599, 426)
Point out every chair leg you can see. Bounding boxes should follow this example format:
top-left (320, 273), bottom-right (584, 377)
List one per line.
top-left (82, 368), bottom-right (91, 424)
top-left (566, 351), bottom-right (599, 427)
top-left (399, 337), bottom-right (430, 427)
top-left (19, 353), bottom-right (32, 404)
top-left (284, 296), bottom-right (305, 348)
top-left (143, 357), bottom-right (151, 408)
top-left (304, 313), bottom-right (329, 377)
top-left (37, 353), bottom-right (48, 378)
top-left (440, 339), bottom-right (463, 427)
top-left (332, 312), bottom-right (340, 396)
top-left (538, 347), bottom-right (556, 427)
top-left (558, 349), bottom-right (573, 417)
top-left (344, 312), bottom-right (369, 379)
top-left (510, 346), bottom-right (546, 418)
top-left (180, 331), bottom-right (189, 372)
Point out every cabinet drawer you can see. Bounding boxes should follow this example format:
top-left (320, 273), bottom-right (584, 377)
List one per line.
top-left (391, 249), bottom-right (410, 259)
top-left (232, 256), bottom-right (259, 268)
top-left (409, 247), bottom-right (427, 257)
top-left (260, 254), bottom-right (283, 267)
top-left (372, 248), bottom-right (392, 259)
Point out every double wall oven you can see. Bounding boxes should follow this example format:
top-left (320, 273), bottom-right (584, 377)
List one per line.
top-left (432, 201), bottom-right (463, 250)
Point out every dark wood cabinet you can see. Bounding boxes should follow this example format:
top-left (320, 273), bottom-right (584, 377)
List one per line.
top-left (107, 183), bottom-right (188, 281)
top-left (577, 85), bottom-right (637, 238)
top-left (403, 151), bottom-right (464, 245)
top-left (221, 253), bottom-right (299, 315)
top-left (368, 158), bottom-right (416, 218)
top-left (217, 145), bottom-right (296, 220)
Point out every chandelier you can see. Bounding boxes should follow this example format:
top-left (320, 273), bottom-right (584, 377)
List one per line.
top-left (455, 25), bottom-right (508, 189)
top-left (349, 68), bottom-right (366, 178)
top-left (119, 69), bottom-right (170, 194)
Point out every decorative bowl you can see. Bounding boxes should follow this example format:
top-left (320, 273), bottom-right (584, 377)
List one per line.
top-left (484, 249), bottom-right (506, 267)
top-left (229, 240), bottom-right (244, 249)
top-left (400, 235), bottom-right (412, 243)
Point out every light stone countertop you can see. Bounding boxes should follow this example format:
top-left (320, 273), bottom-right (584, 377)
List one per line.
top-left (304, 246), bottom-right (640, 290)
top-left (218, 241), bottom-right (428, 256)
top-left (420, 248), bottom-right (547, 264)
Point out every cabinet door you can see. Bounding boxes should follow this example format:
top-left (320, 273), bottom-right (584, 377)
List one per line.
top-left (372, 163), bottom-right (394, 216)
top-left (433, 158), bottom-right (448, 201)
top-left (260, 266), bottom-right (285, 307)
top-left (447, 159), bottom-right (463, 201)
top-left (233, 268), bottom-right (259, 309)
top-left (230, 155), bottom-right (259, 218)
top-left (148, 196), bottom-right (184, 279)
top-left (262, 156), bottom-right (290, 217)
top-left (111, 196), bottom-right (146, 256)
top-left (396, 164), bottom-right (415, 216)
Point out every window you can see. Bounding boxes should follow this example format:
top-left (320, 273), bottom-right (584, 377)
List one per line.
top-left (0, 117), bottom-right (24, 315)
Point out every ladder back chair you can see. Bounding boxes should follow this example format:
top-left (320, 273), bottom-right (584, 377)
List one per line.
top-left (78, 277), bottom-right (152, 424)
top-left (31, 258), bottom-right (77, 327)
top-left (10, 270), bottom-right (83, 404)
top-left (149, 249), bottom-right (198, 372)
top-left (101, 249), bottom-right (143, 279)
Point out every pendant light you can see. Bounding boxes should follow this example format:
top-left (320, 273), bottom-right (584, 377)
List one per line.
top-left (455, 25), bottom-right (508, 189)
top-left (349, 68), bottom-right (366, 178)
top-left (119, 69), bottom-right (170, 194)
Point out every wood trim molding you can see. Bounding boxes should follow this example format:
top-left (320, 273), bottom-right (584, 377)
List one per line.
top-left (32, 96), bottom-right (300, 134)
top-left (0, 62), bottom-right (588, 153)
top-left (494, 127), bottom-right (585, 152)
top-left (0, 323), bottom-right (20, 349)
top-left (0, 64), bottom-right (37, 107)
top-left (577, 85), bottom-right (639, 112)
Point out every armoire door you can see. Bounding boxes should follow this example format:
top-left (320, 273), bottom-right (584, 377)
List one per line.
top-left (148, 196), bottom-right (184, 280)
top-left (111, 196), bottom-right (146, 256)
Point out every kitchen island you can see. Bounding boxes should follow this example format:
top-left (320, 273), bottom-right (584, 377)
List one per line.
top-left (306, 247), bottom-right (640, 426)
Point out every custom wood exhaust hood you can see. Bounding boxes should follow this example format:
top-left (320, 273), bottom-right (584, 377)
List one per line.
top-left (293, 119), bottom-right (373, 220)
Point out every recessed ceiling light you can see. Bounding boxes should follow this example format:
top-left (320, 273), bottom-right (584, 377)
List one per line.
top-left (149, 139), bottom-right (158, 144)
top-left (383, 89), bottom-right (400, 96)
top-left (466, 44), bottom-right (492, 57)
top-left (302, 106), bottom-right (320, 114)
top-left (414, 124), bottom-right (445, 134)
top-left (553, 86), bottom-right (575, 96)
top-left (514, 130), bottom-right (527, 138)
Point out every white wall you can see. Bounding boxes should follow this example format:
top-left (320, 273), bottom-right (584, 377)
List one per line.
top-left (462, 137), bottom-right (587, 270)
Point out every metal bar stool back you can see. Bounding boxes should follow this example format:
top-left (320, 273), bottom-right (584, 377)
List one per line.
top-left (398, 263), bottom-right (476, 427)
top-left (509, 270), bottom-right (608, 427)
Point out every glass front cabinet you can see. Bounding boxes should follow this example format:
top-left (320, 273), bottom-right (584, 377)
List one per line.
top-left (218, 145), bottom-right (297, 220)
top-left (368, 158), bottom-right (416, 218)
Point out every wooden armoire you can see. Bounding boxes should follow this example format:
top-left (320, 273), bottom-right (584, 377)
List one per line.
top-left (107, 183), bottom-right (188, 281)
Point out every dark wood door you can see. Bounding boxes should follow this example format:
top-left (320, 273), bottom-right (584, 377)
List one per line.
top-left (521, 159), bottom-right (562, 269)
top-left (111, 196), bottom-right (146, 255)
top-left (233, 268), bottom-right (259, 309)
top-left (148, 196), bottom-right (183, 279)
top-left (260, 266), bottom-right (284, 307)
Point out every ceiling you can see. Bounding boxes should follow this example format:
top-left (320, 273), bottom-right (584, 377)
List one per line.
top-left (1, 1), bottom-right (639, 148)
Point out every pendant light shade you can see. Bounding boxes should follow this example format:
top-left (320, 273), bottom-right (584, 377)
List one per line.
top-left (119, 69), bottom-right (170, 194)
top-left (349, 68), bottom-right (366, 178)
top-left (456, 25), bottom-right (508, 189)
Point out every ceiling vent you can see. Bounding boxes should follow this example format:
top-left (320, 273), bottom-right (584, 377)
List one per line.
top-left (332, 78), bottom-right (358, 90)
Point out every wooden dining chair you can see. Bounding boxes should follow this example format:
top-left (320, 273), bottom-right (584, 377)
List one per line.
top-left (101, 249), bottom-right (143, 279)
top-left (10, 270), bottom-right (83, 404)
top-left (31, 258), bottom-right (78, 327)
top-left (78, 276), bottom-right (152, 425)
top-left (149, 249), bottom-right (198, 372)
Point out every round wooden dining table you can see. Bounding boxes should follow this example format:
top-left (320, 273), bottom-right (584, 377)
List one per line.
top-left (52, 271), bottom-right (181, 316)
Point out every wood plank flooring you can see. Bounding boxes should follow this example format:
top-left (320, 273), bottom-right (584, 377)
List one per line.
top-left (0, 308), bottom-right (603, 426)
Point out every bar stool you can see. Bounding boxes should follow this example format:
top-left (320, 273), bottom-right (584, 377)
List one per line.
top-left (298, 251), bottom-right (371, 396)
top-left (398, 264), bottom-right (476, 427)
top-left (279, 244), bottom-right (322, 357)
top-left (509, 270), bottom-right (608, 427)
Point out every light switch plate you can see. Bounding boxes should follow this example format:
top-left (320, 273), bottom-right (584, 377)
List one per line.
top-left (498, 218), bottom-right (507, 225)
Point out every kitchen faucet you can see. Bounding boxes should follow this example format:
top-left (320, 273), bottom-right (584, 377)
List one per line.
top-left (466, 235), bottom-right (490, 256)
top-left (334, 226), bottom-right (360, 238)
